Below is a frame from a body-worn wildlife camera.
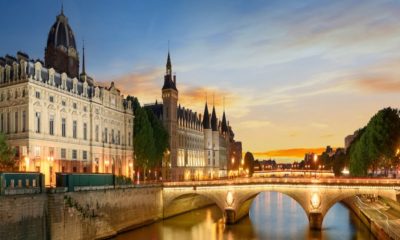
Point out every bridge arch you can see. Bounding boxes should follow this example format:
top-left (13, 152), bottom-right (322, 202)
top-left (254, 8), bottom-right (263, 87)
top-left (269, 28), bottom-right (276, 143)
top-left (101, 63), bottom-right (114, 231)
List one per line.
top-left (163, 191), bottom-right (226, 219)
top-left (321, 189), bottom-right (397, 225)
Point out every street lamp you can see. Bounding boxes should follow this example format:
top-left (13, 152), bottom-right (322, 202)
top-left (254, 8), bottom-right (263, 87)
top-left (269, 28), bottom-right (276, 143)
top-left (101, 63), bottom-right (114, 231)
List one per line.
top-left (24, 156), bottom-right (30, 171)
top-left (47, 156), bottom-right (54, 186)
top-left (313, 154), bottom-right (318, 179)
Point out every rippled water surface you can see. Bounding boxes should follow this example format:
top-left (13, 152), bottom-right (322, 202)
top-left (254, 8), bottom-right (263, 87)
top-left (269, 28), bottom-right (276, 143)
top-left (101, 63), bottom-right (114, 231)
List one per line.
top-left (116, 192), bottom-right (374, 240)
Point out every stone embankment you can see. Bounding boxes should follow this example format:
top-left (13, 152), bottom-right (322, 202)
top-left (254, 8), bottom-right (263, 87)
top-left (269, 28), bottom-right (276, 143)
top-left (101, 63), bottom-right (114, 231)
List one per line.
top-left (0, 185), bottom-right (214, 240)
top-left (344, 196), bottom-right (400, 240)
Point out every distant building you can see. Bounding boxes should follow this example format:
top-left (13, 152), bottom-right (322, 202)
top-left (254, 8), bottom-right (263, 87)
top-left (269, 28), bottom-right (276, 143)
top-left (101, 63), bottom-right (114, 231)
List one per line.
top-left (345, 130), bottom-right (361, 151)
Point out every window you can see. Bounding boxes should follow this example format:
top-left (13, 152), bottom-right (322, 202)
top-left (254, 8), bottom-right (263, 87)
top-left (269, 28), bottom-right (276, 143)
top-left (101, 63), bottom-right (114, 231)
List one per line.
top-left (95, 125), bottom-right (99, 142)
top-left (128, 132), bottom-right (131, 146)
top-left (83, 150), bottom-right (87, 160)
top-left (62, 100), bottom-right (66, 106)
top-left (35, 91), bottom-right (40, 99)
top-left (111, 129), bottom-right (114, 144)
top-left (73, 120), bottom-right (77, 139)
top-left (83, 106), bottom-right (87, 112)
top-left (61, 118), bottom-right (66, 137)
top-left (22, 111), bottom-right (26, 132)
top-left (83, 123), bottom-right (87, 140)
top-left (117, 130), bottom-right (120, 145)
top-left (35, 112), bottom-right (40, 133)
top-left (34, 146), bottom-right (40, 157)
top-left (72, 150), bottom-right (77, 160)
top-left (49, 96), bottom-right (54, 102)
top-left (14, 112), bottom-right (18, 133)
top-left (73, 102), bottom-right (77, 109)
top-left (61, 148), bottom-right (66, 159)
top-left (49, 147), bottom-right (54, 157)
top-left (104, 128), bottom-right (108, 143)
top-left (49, 115), bottom-right (54, 135)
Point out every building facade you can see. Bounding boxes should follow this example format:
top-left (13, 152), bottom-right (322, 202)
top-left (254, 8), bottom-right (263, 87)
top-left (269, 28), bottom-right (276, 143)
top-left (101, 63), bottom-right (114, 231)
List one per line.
top-left (146, 53), bottom-right (239, 181)
top-left (0, 10), bottom-right (134, 186)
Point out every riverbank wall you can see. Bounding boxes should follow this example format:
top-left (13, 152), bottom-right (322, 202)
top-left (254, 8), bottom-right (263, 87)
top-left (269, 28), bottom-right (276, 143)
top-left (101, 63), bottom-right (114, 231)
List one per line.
top-left (343, 197), bottom-right (392, 240)
top-left (0, 185), bottom-right (217, 240)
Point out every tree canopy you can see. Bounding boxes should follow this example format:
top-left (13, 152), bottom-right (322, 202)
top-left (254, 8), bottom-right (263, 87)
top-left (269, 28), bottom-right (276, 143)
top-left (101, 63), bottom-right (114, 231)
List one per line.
top-left (349, 107), bottom-right (400, 176)
top-left (244, 152), bottom-right (255, 176)
top-left (0, 133), bottom-right (16, 171)
top-left (128, 96), bottom-right (169, 178)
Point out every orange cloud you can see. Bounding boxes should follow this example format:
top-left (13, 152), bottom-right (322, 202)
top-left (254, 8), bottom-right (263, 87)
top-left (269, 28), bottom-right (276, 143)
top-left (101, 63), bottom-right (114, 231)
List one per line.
top-left (253, 147), bottom-right (329, 159)
top-left (357, 78), bottom-right (400, 93)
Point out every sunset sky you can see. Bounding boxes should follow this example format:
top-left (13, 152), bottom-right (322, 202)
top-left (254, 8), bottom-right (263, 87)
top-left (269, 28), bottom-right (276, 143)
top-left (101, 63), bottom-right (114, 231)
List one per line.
top-left (2, 0), bottom-right (400, 162)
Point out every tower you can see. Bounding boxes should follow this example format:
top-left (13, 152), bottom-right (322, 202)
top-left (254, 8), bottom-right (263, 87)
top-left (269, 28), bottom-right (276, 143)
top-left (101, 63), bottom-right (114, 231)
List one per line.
top-left (45, 7), bottom-right (79, 78)
top-left (162, 52), bottom-right (178, 178)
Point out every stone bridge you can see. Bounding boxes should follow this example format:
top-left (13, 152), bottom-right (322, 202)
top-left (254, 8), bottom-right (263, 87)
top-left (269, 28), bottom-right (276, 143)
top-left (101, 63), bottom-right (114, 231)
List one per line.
top-left (163, 177), bottom-right (400, 230)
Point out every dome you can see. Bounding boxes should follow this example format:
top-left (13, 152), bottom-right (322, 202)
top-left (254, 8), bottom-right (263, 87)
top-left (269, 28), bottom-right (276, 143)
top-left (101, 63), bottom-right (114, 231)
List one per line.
top-left (46, 12), bottom-right (77, 50)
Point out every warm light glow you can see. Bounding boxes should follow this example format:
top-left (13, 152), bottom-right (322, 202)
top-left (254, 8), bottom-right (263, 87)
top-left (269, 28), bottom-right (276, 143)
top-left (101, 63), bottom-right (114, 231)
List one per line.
top-left (226, 191), bottom-right (234, 206)
top-left (310, 192), bottom-right (321, 209)
top-left (313, 154), bottom-right (318, 163)
top-left (231, 157), bottom-right (235, 164)
top-left (342, 167), bottom-right (350, 175)
top-left (396, 148), bottom-right (400, 156)
top-left (105, 160), bottom-right (110, 166)
top-left (129, 163), bottom-right (133, 168)
top-left (24, 157), bottom-right (30, 167)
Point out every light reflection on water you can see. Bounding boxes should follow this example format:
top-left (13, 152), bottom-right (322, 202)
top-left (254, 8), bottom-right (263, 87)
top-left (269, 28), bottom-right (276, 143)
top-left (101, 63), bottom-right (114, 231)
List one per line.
top-left (116, 192), bottom-right (375, 240)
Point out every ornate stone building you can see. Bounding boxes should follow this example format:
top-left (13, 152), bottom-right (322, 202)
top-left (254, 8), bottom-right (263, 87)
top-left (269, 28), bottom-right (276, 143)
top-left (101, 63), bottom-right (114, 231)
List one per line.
top-left (0, 10), bottom-right (134, 186)
top-left (146, 53), bottom-right (237, 181)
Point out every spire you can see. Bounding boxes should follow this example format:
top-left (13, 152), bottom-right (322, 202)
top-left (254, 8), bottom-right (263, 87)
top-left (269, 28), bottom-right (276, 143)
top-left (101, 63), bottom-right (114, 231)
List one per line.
top-left (82, 40), bottom-right (86, 75)
top-left (211, 105), bottom-right (217, 131)
top-left (203, 102), bottom-right (210, 129)
top-left (166, 51), bottom-right (172, 75)
top-left (61, 1), bottom-right (64, 15)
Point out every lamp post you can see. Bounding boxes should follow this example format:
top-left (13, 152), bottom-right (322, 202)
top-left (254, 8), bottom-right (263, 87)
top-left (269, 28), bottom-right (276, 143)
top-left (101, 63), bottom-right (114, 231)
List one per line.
top-left (47, 156), bottom-right (54, 186)
top-left (313, 154), bottom-right (318, 179)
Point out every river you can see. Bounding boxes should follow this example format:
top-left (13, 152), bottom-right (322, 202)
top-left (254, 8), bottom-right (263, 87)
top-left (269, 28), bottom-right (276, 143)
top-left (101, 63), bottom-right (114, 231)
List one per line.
top-left (116, 192), bottom-right (375, 240)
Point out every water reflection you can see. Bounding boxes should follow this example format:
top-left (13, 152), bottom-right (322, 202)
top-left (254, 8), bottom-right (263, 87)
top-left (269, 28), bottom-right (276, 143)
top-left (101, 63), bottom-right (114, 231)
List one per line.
top-left (116, 192), bottom-right (375, 240)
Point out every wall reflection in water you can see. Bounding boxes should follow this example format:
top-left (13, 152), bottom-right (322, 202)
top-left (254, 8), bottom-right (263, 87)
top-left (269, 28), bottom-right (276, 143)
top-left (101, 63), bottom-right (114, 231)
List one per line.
top-left (116, 192), bottom-right (374, 240)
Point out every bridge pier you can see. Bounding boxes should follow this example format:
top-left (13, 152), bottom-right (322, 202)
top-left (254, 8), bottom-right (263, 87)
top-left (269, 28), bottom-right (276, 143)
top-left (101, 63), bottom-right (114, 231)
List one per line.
top-left (224, 209), bottom-right (236, 225)
top-left (308, 212), bottom-right (323, 230)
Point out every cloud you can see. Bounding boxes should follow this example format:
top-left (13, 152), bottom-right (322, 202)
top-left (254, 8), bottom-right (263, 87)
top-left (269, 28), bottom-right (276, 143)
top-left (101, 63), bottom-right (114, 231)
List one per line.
top-left (98, 68), bottom-right (163, 104)
top-left (254, 147), bottom-right (328, 159)
top-left (239, 120), bottom-right (272, 129)
top-left (311, 122), bottom-right (329, 129)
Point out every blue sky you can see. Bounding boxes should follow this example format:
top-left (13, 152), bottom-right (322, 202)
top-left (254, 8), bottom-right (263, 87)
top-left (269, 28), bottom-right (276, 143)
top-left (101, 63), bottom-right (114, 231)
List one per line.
top-left (2, 0), bottom-right (400, 160)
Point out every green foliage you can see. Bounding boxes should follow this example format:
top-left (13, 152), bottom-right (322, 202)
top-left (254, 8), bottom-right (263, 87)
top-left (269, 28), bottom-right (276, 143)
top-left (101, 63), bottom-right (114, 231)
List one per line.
top-left (134, 107), bottom-right (155, 171)
top-left (332, 149), bottom-right (346, 176)
top-left (115, 175), bottom-right (132, 185)
top-left (145, 109), bottom-right (169, 167)
top-left (130, 97), bottom-right (169, 178)
top-left (244, 152), bottom-right (255, 176)
top-left (349, 108), bottom-right (400, 176)
top-left (0, 133), bottom-right (16, 171)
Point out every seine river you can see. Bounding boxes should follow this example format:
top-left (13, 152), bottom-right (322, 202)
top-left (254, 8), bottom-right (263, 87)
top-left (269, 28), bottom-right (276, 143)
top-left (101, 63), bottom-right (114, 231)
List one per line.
top-left (116, 192), bottom-right (374, 240)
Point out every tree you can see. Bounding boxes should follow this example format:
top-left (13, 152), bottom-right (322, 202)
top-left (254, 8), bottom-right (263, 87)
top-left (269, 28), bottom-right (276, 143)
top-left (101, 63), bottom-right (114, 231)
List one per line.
top-left (349, 108), bottom-right (400, 176)
top-left (133, 107), bottom-right (155, 179)
top-left (332, 148), bottom-right (346, 176)
top-left (145, 108), bottom-right (169, 168)
top-left (243, 152), bottom-right (255, 177)
top-left (0, 133), bottom-right (16, 171)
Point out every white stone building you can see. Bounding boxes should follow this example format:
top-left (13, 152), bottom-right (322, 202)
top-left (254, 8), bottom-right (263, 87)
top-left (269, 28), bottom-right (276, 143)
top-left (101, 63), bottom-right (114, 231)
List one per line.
top-left (0, 10), bottom-right (134, 186)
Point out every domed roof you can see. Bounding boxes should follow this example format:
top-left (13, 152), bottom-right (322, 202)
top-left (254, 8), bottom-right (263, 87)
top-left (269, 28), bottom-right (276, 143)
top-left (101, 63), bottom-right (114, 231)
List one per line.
top-left (46, 11), bottom-right (77, 50)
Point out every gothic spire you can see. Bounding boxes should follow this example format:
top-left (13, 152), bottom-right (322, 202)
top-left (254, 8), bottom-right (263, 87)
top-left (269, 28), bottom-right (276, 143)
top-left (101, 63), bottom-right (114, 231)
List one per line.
top-left (211, 105), bottom-right (217, 131)
top-left (203, 102), bottom-right (210, 129)
top-left (82, 40), bottom-right (86, 75)
top-left (166, 51), bottom-right (172, 75)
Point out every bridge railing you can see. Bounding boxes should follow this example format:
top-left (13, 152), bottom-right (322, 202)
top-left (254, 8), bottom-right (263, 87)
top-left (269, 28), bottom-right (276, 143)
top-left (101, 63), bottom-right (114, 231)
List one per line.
top-left (162, 177), bottom-right (400, 187)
